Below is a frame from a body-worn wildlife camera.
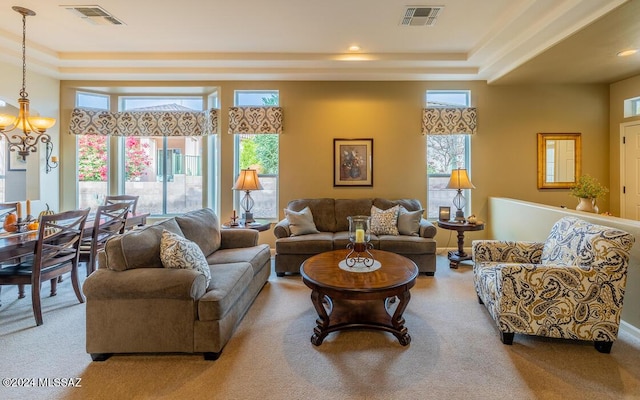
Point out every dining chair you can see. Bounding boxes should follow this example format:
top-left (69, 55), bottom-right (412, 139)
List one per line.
top-left (0, 202), bottom-right (22, 304)
top-left (0, 202), bottom-right (20, 218)
top-left (104, 195), bottom-right (139, 215)
top-left (0, 208), bottom-right (90, 326)
top-left (79, 202), bottom-right (130, 276)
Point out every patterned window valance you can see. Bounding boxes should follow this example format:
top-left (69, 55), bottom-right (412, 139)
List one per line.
top-left (422, 107), bottom-right (477, 135)
top-left (69, 107), bottom-right (218, 136)
top-left (228, 107), bottom-right (283, 134)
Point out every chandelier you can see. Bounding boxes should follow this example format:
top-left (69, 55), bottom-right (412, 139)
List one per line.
top-left (0, 6), bottom-right (55, 161)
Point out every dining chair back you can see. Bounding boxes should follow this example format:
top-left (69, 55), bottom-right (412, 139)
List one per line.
top-left (80, 202), bottom-right (130, 276)
top-left (0, 202), bottom-right (20, 225)
top-left (104, 195), bottom-right (139, 215)
top-left (0, 208), bottom-right (90, 326)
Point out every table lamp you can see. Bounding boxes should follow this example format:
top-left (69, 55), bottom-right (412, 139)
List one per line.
top-left (446, 168), bottom-right (475, 222)
top-left (232, 169), bottom-right (263, 223)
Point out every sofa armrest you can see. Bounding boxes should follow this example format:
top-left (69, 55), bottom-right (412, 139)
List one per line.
top-left (472, 240), bottom-right (543, 264)
top-left (418, 219), bottom-right (437, 238)
top-left (273, 218), bottom-right (291, 239)
top-left (493, 262), bottom-right (624, 324)
top-left (220, 228), bottom-right (259, 249)
top-left (83, 267), bottom-right (207, 300)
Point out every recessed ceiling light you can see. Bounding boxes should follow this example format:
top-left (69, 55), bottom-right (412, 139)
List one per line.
top-left (349, 45), bottom-right (361, 52)
top-left (617, 49), bottom-right (638, 57)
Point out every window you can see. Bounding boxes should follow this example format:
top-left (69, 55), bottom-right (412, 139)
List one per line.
top-left (76, 92), bottom-right (110, 210)
top-left (120, 97), bottom-right (205, 215)
top-left (426, 90), bottom-right (471, 219)
top-left (233, 90), bottom-right (279, 220)
top-left (626, 96), bottom-right (640, 117)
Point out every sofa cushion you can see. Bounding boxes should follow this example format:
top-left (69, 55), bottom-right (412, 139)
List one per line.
top-left (206, 244), bottom-right (271, 276)
top-left (373, 198), bottom-right (423, 212)
top-left (104, 218), bottom-right (184, 271)
top-left (160, 229), bottom-right (212, 287)
top-left (175, 208), bottom-right (221, 257)
top-left (379, 235), bottom-right (437, 254)
top-left (284, 206), bottom-right (320, 236)
top-left (335, 198), bottom-right (374, 231)
top-left (333, 231), bottom-right (380, 250)
top-left (397, 206), bottom-right (423, 236)
top-left (275, 232), bottom-right (334, 255)
top-left (370, 205), bottom-right (399, 235)
top-left (287, 198), bottom-right (336, 232)
top-left (198, 262), bottom-right (253, 321)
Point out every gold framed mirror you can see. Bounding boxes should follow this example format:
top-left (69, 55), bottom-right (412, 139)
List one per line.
top-left (537, 133), bottom-right (581, 189)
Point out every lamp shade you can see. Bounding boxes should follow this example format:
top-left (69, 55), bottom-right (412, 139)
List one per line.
top-left (232, 169), bottom-right (264, 191)
top-left (446, 169), bottom-right (475, 190)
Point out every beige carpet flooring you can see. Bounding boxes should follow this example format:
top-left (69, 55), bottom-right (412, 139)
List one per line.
top-left (1, 255), bottom-right (640, 400)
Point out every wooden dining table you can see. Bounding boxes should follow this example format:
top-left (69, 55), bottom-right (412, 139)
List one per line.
top-left (0, 212), bottom-right (149, 263)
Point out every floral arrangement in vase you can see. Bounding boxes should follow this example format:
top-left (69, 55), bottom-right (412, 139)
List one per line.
top-left (569, 175), bottom-right (608, 213)
top-left (569, 175), bottom-right (608, 199)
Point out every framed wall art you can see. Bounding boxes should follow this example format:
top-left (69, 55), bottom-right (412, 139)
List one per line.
top-left (7, 144), bottom-right (26, 171)
top-left (333, 138), bottom-right (373, 187)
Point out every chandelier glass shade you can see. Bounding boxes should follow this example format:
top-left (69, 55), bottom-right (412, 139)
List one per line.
top-left (0, 6), bottom-right (56, 161)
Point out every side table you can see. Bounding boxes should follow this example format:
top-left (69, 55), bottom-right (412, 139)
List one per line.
top-left (222, 220), bottom-right (271, 232)
top-left (437, 220), bottom-right (485, 268)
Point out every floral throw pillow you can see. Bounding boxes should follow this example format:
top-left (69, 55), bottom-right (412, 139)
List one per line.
top-left (160, 229), bottom-right (212, 287)
top-left (370, 205), bottom-right (399, 236)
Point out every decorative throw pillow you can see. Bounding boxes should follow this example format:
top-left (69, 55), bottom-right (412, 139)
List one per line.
top-left (397, 206), bottom-right (423, 236)
top-left (284, 206), bottom-right (320, 236)
top-left (160, 229), bottom-right (211, 287)
top-left (370, 205), bottom-right (399, 236)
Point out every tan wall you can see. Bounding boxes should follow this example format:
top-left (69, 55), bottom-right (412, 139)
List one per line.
top-left (0, 62), bottom-right (60, 211)
top-left (609, 74), bottom-right (640, 216)
top-left (488, 197), bottom-right (640, 332)
top-left (59, 80), bottom-right (611, 248)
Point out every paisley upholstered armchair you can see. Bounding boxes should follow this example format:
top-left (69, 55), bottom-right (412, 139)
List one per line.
top-left (472, 216), bottom-right (634, 353)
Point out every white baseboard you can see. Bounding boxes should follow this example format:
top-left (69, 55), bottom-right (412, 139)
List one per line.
top-left (621, 320), bottom-right (640, 341)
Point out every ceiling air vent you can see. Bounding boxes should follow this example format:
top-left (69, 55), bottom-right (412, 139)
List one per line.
top-left (401, 6), bottom-right (443, 26)
top-left (62, 5), bottom-right (125, 25)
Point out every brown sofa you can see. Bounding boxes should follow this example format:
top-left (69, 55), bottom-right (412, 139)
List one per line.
top-left (83, 208), bottom-right (270, 361)
top-left (273, 198), bottom-right (437, 276)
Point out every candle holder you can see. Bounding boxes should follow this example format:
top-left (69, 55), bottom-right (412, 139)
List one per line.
top-left (345, 215), bottom-right (375, 267)
top-left (228, 210), bottom-right (240, 227)
top-left (13, 218), bottom-right (30, 233)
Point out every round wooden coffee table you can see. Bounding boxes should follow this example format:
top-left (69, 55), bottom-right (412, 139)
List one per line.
top-left (300, 249), bottom-right (418, 346)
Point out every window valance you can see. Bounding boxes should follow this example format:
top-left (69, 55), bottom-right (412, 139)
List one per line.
top-left (69, 107), bottom-right (218, 136)
top-left (228, 106), bottom-right (283, 134)
top-left (422, 107), bottom-right (477, 135)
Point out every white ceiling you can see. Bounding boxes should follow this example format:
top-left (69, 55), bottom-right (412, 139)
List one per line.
top-left (0, 0), bottom-right (637, 84)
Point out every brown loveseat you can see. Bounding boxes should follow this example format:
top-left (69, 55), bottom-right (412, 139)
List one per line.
top-left (273, 198), bottom-right (437, 276)
top-left (83, 208), bottom-right (270, 361)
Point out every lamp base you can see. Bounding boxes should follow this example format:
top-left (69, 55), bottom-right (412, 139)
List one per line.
top-left (242, 212), bottom-right (255, 224)
top-left (453, 209), bottom-right (466, 223)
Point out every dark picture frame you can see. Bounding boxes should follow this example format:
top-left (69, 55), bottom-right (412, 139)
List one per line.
top-left (333, 138), bottom-right (373, 187)
top-left (439, 206), bottom-right (451, 221)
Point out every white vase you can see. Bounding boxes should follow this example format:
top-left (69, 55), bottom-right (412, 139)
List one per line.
top-left (576, 197), bottom-right (599, 213)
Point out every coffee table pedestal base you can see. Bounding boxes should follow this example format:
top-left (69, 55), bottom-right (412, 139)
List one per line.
top-left (310, 290), bottom-right (411, 346)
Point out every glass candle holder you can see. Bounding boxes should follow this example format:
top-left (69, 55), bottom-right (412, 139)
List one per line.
top-left (346, 215), bottom-right (374, 267)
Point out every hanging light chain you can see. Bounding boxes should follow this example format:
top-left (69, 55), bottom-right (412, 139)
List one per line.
top-left (20, 11), bottom-right (28, 99)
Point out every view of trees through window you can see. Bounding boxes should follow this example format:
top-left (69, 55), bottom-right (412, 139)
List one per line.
top-left (120, 97), bottom-right (204, 215)
top-left (76, 93), bottom-right (208, 215)
top-left (76, 92), bottom-right (109, 210)
top-left (426, 90), bottom-right (471, 219)
top-left (235, 91), bottom-right (279, 220)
